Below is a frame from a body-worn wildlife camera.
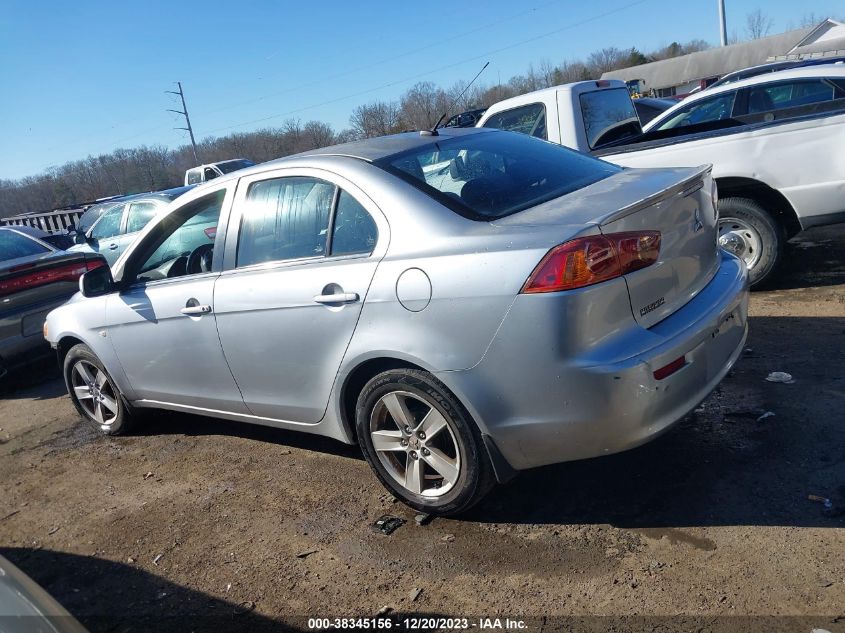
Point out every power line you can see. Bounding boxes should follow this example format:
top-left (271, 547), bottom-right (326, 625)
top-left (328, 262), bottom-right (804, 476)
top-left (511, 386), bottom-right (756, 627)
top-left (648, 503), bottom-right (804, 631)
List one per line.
top-left (2, 0), bottom-right (650, 189)
top-left (32, 0), bottom-right (568, 159)
top-left (203, 0), bottom-right (651, 136)
top-left (191, 0), bottom-right (568, 122)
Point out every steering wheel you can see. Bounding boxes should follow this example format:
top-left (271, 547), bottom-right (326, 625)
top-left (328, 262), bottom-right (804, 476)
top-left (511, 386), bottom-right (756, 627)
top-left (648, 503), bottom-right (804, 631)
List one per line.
top-left (186, 244), bottom-right (214, 275)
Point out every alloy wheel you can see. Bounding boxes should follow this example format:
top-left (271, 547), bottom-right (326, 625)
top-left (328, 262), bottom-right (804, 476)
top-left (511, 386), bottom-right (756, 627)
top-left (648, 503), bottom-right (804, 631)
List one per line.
top-left (71, 360), bottom-right (119, 426)
top-left (369, 390), bottom-right (461, 498)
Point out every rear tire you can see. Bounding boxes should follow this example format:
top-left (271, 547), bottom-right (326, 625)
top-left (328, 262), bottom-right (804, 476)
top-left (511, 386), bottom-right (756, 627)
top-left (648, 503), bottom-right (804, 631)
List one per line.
top-left (356, 369), bottom-right (494, 515)
top-left (717, 197), bottom-right (783, 287)
top-left (64, 344), bottom-right (135, 435)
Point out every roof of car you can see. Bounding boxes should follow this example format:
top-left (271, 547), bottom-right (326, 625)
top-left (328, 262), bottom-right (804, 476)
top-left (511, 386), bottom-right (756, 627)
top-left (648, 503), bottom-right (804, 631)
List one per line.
top-left (270, 127), bottom-right (494, 164)
top-left (645, 64), bottom-right (845, 129)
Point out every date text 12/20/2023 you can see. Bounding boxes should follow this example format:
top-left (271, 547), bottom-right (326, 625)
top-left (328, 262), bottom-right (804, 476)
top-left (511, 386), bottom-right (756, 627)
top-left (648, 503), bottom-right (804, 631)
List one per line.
top-left (307, 617), bottom-right (528, 630)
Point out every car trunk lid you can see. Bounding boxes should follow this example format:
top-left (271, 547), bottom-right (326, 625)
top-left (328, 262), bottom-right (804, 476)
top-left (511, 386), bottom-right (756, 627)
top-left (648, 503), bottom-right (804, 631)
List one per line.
top-left (598, 166), bottom-right (718, 327)
top-left (493, 165), bottom-right (720, 327)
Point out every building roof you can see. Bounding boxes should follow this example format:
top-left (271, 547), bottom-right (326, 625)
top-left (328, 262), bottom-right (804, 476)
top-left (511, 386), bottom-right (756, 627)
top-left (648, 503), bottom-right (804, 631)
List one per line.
top-left (786, 19), bottom-right (845, 56)
top-left (599, 20), bottom-right (845, 91)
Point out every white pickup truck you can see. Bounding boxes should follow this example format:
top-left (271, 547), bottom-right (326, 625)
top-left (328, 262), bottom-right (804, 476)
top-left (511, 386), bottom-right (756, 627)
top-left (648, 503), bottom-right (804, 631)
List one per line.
top-left (476, 67), bottom-right (845, 285)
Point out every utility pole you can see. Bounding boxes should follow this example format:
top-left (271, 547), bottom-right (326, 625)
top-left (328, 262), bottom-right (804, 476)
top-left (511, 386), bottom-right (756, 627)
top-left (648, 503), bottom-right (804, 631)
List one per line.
top-left (166, 81), bottom-right (199, 165)
top-left (718, 0), bottom-right (728, 46)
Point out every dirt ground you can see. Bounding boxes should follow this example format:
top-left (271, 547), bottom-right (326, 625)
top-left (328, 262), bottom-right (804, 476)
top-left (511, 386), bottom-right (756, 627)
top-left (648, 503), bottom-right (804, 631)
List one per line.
top-left (1, 227), bottom-right (844, 633)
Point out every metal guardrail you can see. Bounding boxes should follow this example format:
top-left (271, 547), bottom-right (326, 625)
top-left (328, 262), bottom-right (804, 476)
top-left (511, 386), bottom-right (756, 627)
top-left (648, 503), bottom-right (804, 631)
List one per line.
top-left (0, 208), bottom-right (84, 233)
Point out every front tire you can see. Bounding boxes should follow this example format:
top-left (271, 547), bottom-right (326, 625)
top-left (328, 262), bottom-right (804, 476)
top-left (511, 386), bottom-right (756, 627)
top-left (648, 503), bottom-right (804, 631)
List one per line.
top-left (64, 344), bottom-right (134, 435)
top-left (356, 369), bottom-right (494, 515)
top-left (717, 197), bottom-right (783, 287)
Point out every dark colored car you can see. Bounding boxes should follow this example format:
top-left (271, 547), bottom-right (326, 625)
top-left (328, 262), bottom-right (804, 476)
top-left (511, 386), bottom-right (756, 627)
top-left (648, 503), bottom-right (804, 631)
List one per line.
top-left (9, 224), bottom-right (75, 250)
top-left (633, 97), bottom-right (676, 125)
top-left (0, 227), bottom-right (105, 377)
top-left (442, 108), bottom-right (487, 128)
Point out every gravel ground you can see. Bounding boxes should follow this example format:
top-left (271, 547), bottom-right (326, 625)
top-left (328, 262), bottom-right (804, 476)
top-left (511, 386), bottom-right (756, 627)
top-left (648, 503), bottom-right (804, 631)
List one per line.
top-left (1, 226), bottom-right (844, 633)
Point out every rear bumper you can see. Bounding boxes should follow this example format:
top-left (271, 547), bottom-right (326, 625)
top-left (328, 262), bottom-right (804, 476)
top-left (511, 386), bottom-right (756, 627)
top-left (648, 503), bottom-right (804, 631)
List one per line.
top-left (439, 250), bottom-right (749, 471)
top-left (0, 297), bottom-right (70, 375)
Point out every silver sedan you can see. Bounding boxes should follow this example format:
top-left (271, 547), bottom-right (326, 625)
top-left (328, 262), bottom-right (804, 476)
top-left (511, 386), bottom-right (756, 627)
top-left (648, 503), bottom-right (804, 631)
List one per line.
top-left (44, 128), bottom-right (748, 515)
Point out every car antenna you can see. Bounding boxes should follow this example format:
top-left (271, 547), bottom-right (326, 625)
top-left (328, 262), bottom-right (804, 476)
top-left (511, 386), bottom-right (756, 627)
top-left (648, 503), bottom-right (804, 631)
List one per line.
top-left (421, 61), bottom-right (490, 136)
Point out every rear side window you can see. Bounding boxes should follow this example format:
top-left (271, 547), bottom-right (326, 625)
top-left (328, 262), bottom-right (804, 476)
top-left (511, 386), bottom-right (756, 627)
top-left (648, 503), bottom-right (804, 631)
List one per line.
top-left (579, 88), bottom-right (642, 148)
top-left (0, 230), bottom-right (50, 261)
top-left (746, 79), bottom-right (837, 113)
top-left (238, 177), bottom-right (335, 267)
top-left (331, 191), bottom-right (378, 256)
top-left (125, 202), bottom-right (159, 233)
top-left (653, 92), bottom-right (737, 130)
top-left (376, 131), bottom-right (620, 221)
top-left (482, 103), bottom-right (547, 139)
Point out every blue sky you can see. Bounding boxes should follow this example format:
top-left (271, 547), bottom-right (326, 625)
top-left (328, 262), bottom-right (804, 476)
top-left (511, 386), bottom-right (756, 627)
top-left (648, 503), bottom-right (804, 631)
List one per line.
top-left (0, 0), bottom-right (841, 179)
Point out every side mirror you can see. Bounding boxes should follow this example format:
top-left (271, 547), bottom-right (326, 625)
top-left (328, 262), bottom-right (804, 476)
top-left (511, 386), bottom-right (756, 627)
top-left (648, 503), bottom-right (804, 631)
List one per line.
top-left (73, 232), bottom-right (87, 245)
top-left (79, 263), bottom-right (115, 298)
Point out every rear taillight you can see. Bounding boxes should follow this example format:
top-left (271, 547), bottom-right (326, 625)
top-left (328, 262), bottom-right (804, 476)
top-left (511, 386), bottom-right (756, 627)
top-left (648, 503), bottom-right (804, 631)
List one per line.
top-left (0, 259), bottom-right (105, 298)
top-left (204, 227), bottom-right (217, 241)
top-left (521, 231), bottom-right (661, 293)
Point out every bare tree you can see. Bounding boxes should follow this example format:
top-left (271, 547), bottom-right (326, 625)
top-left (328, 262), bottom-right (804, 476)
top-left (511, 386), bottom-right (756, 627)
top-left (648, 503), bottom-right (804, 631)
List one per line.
top-left (349, 101), bottom-right (402, 139)
top-left (745, 9), bottom-right (773, 40)
top-left (586, 47), bottom-right (627, 75)
top-left (399, 82), bottom-right (450, 131)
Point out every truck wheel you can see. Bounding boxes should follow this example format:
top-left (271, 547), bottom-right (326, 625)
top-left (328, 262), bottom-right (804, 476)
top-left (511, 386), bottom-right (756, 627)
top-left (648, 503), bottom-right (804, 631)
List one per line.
top-left (356, 369), bottom-right (495, 515)
top-left (717, 197), bottom-right (782, 287)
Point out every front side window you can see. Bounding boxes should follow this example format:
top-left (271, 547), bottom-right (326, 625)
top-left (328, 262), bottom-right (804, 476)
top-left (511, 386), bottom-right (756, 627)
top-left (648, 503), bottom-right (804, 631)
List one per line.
top-left (237, 177), bottom-right (335, 267)
top-left (125, 201), bottom-right (159, 234)
top-left (0, 230), bottom-right (50, 261)
top-left (653, 92), bottom-right (737, 130)
top-left (579, 88), bottom-right (642, 148)
top-left (90, 204), bottom-right (125, 240)
top-left (376, 131), bottom-right (620, 220)
top-left (131, 191), bottom-right (224, 282)
top-left (482, 103), bottom-right (547, 139)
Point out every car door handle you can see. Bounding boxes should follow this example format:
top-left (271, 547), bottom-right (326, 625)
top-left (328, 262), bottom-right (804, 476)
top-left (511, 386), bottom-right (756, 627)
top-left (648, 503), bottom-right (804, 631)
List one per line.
top-left (107, 243), bottom-right (119, 250)
top-left (180, 304), bottom-right (212, 315)
top-left (313, 292), bottom-right (359, 305)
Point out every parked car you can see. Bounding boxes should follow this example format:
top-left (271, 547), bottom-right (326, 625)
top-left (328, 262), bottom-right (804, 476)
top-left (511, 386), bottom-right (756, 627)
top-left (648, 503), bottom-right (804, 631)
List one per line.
top-left (706, 56), bottom-right (845, 91)
top-left (8, 224), bottom-right (75, 250)
top-left (68, 186), bottom-right (193, 266)
top-left (633, 97), bottom-right (676, 125)
top-left (70, 196), bottom-right (127, 239)
top-left (476, 68), bottom-right (845, 285)
top-left (442, 108), bottom-right (487, 128)
top-left (184, 159), bottom-right (255, 186)
top-left (0, 554), bottom-right (87, 632)
top-left (44, 128), bottom-right (748, 515)
top-left (0, 227), bottom-right (105, 377)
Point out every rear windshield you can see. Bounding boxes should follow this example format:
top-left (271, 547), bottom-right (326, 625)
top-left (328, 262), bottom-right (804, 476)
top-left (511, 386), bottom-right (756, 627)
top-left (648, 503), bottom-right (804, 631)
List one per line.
top-left (579, 88), bottom-right (642, 149)
top-left (0, 230), bottom-right (51, 261)
top-left (375, 131), bottom-right (620, 221)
